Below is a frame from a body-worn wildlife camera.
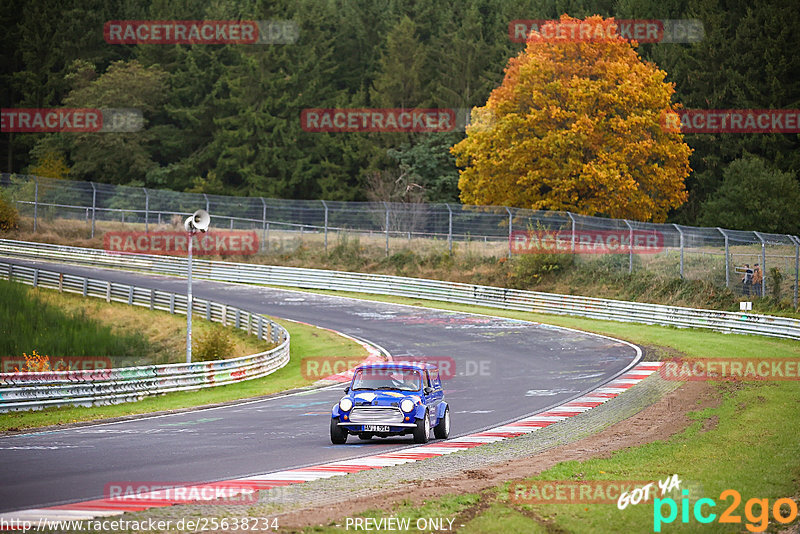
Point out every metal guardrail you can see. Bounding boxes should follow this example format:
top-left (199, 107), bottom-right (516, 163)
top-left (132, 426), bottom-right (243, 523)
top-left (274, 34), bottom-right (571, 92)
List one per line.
top-left (0, 259), bottom-right (290, 412)
top-left (1, 239), bottom-right (798, 341)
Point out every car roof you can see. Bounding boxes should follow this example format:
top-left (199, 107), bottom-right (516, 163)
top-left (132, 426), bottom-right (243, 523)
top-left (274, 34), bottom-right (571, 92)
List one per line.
top-left (354, 361), bottom-right (438, 372)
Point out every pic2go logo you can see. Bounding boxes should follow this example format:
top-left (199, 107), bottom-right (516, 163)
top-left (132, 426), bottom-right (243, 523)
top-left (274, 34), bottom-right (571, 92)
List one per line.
top-left (653, 489), bottom-right (799, 532)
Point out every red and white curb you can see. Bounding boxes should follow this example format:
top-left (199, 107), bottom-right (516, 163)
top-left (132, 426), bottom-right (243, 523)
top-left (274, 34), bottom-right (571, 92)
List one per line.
top-left (0, 362), bottom-right (662, 524)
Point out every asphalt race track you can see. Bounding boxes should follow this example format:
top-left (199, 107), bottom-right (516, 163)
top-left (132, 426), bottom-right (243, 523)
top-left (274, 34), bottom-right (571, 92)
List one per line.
top-left (0, 258), bottom-right (640, 513)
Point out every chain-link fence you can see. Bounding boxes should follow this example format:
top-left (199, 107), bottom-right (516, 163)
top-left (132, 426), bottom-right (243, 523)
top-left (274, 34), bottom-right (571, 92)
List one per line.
top-left (1, 173), bottom-right (798, 305)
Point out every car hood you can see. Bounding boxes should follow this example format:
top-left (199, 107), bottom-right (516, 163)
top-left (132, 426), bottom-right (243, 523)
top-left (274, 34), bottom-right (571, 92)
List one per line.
top-left (350, 390), bottom-right (421, 405)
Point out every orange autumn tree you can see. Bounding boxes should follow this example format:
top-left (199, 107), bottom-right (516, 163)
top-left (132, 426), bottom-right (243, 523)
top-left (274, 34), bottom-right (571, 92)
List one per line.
top-left (451, 15), bottom-right (691, 222)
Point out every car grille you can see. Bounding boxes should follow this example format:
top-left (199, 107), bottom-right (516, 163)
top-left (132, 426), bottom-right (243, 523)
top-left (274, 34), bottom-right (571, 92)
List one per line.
top-left (348, 406), bottom-right (404, 424)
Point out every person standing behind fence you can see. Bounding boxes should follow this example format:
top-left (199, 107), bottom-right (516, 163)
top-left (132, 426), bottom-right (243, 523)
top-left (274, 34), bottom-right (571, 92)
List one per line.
top-left (752, 263), bottom-right (763, 297)
top-left (742, 264), bottom-right (752, 295)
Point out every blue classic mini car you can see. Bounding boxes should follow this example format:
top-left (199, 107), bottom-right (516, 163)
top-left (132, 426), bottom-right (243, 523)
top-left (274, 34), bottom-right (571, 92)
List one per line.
top-left (330, 362), bottom-right (450, 444)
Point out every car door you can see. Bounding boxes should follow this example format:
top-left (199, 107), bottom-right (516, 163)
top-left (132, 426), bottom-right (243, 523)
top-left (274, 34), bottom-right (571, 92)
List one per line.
top-left (425, 369), bottom-right (444, 425)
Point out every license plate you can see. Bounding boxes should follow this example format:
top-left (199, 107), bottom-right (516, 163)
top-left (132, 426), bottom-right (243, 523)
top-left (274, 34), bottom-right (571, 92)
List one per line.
top-left (363, 425), bottom-right (390, 432)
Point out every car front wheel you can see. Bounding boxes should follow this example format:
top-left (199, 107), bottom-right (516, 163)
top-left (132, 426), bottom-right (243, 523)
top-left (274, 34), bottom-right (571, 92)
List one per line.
top-left (413, 411), bottom-right (430, 444)
top-left (330, 418), bottom-right (347, 444)
top-left (433, 406), bottom-right (450, 439)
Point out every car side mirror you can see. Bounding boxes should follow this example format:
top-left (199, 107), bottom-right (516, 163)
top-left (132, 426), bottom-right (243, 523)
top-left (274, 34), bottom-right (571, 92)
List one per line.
top-left (344, 386), bottom-right (350, 393)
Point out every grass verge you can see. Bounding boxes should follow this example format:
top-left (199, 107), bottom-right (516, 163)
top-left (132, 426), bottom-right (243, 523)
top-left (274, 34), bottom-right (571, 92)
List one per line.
top-left (0, 298), bottom-right (368, 433)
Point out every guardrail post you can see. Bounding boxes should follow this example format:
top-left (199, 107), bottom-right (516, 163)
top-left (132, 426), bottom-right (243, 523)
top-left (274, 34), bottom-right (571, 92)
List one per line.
top-left (235, 309), bottom-right (241, 329)
top-left (321, 199), bottom-right (329, 253)
top-left (623, 219), bottom-right (633, 273)
top-left (257, 316), bottom-right (263, 340)
top-left (206, 302), bottom-right (211, 320)
top-left (149, 288), bottom-right (154, 310)
top-left (90, 182), bottom-right (97, 238)
top-left (83, 278), bottom-right (88, 297)
top-left (169, 293), bottom-right (175, 314)
top-left (143, 188), bottom-right (149, 232)
top-left (260, 197), bottom-right (267, 252)
top-left (33, 268), bottom-right (38, 288)
top-left (567, 212), bottom-right (576, 252)
top-left (7, 263), bottom-right (12, 281)
top-left (673, 224), bottom-right (684, 278)
top-left (383, 201), bottom-right (390, 257)
top-left (445, 203), bottom-right (453, 254)
top-left (33, 176), bottom-right (38, 233)
top-left (754, 231), bottom-right (767, 297)
top-left (718, 228), bottom-right (729, 288)
top-left (505, 207), bottom-right (512, 258)
top-left (59, 273), bottom-right (64, 292)
top-left (105, 280), bottom-right (110, 301)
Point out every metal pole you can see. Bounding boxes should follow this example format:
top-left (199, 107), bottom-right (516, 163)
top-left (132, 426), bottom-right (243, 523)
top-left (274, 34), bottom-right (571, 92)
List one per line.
top-left (143, 188), bottom-right (149, 233)
top-left (187, 229), bottom-right (193, 364)
top-left (260, 197), bottom-right (267, 252)
top-left (90, 182), bottom-right (97, 238)
top-left (383, 201), bottom-right (389, 257)
top-left (445, 203), bottom-right (453, 254)
top-left (567, 212), bottom-right (576, 252)
top-left (624, 220), bottom-right (633, 273)
top-left (203, 193), bottom-right (210, 214)
top-left (718, 228), bottom-right (729, 288)
top-left (754, 231), bottom-right (767, 297)
top-left (505, 207), bottom-right (512, 258)
top-left (673, 224), bottom-right (684, 278)
top-left (321, 200), bottom-right (329, 253)
top-left (792, 235), bottom-right (799, 309)
top-left (33, 176), bottom-right (38, 233)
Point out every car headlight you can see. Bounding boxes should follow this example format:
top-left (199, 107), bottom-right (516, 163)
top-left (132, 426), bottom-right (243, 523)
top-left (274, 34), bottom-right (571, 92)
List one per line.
top-left (400, 399), bottom-right (415, 413)
top-left (339, 398), bottom-right (353, 412)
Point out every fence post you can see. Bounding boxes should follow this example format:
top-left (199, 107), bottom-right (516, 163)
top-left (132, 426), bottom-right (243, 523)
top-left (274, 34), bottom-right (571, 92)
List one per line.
top-left (33, 176), bottom-right (38, 233)
top-left (203, 193), bottom-right (210, 214)
top-left (623, 220), bottom-right (633, 273)
top-left (505, 207), bottom-right (512, 258)
top-left (321, 199), bottom-right (329, 253)
top-left (260, 197), bottom-right (267, 252)
top-left (754, 231), bottom-right (767, 297)
top-left (792, 235), bottom-right (799, 309)
top-left (567, 212), bottom-right (576, 252)
top-left (445, 203), bottom-right (453, 254)
top-left (383, 201), bottom-right (389, 257)
top-left (673, 224), bottom-right (684, 278)
top-left (143, 188), bottom-right (149, 233)
top-left (90, 182), bottom-right (97, 238)
top-left (717, 228), bottom-right (729, 288)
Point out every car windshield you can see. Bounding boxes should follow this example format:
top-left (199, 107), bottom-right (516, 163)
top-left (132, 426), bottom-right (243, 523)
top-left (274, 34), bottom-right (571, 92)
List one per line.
top-left (352, 368), bottom-right (421, 392)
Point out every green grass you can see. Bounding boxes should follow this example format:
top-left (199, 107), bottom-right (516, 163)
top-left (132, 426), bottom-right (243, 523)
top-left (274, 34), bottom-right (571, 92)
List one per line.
top-left (0, 278), bottom-right (153, 360)
top-left (0, 317), bottom-right (367, 432)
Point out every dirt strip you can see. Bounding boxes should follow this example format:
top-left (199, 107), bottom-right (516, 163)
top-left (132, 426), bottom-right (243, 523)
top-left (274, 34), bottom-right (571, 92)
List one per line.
top-left (276, 380), bottom-right (718, 530)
